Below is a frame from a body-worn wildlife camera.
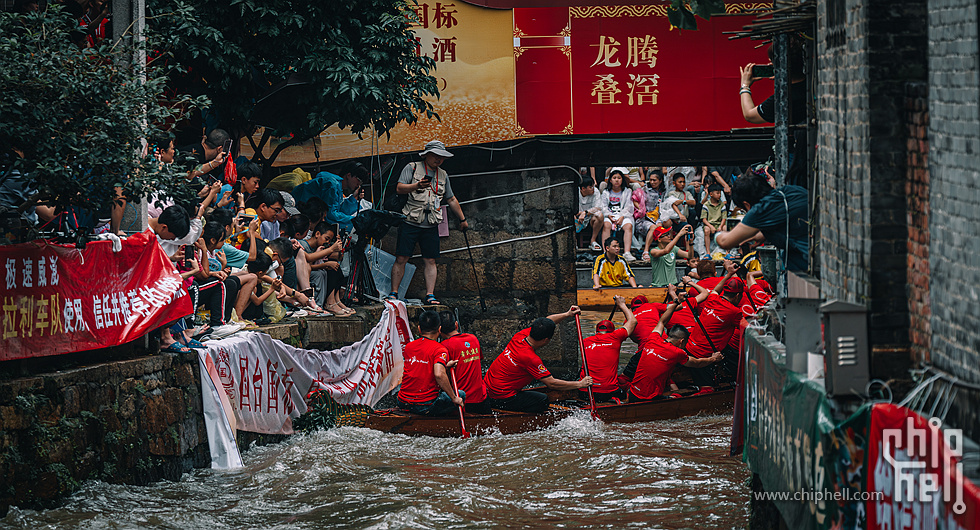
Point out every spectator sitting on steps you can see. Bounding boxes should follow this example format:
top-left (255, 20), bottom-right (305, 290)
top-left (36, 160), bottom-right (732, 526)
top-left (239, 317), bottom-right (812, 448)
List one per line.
top-left (592, 237), bottom-right (640, 290)
top-left (576, 177), bottom-right (604, 252)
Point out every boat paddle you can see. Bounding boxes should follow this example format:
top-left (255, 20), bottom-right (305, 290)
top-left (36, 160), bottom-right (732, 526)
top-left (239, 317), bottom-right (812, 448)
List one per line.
top-left (679, 286), bottom-right (722, 383)
top-left (449, 367), bottom-right (471, 438)
top-left (574, 313), bottom-right (599, 420)
top-left (462, 229), bottom-right (487, 312)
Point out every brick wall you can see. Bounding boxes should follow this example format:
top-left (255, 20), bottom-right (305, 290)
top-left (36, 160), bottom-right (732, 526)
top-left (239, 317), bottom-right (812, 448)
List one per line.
top-left (817, 0), bottom-right (927, 357)
top-left (927, 0), bottom-right (980, 440)
top-left (905, 82), bottom-right (931, 364)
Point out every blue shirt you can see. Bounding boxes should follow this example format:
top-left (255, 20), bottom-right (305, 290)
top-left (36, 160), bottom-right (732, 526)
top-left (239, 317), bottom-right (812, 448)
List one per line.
top-left (290, 171), bottom-right (359, 230)
top-left (740, 185), bottom-right (809, 272)
top-left (222, 243), bottom-right (249, 269)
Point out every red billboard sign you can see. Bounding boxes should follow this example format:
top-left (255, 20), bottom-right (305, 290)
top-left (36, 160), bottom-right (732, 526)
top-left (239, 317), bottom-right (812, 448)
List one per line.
top-left (514, 4), bottom-right (773, 135)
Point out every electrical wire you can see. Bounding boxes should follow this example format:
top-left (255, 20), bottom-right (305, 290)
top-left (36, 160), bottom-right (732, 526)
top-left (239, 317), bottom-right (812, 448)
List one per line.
top-left (411, 226), bottom-right (572, 259)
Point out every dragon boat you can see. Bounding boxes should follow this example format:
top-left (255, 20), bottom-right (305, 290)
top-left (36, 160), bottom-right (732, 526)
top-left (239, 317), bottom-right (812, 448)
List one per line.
top-left (577, 286), bottom-right (669, 310)
top-left (330, 385), bottom-right (735, 438)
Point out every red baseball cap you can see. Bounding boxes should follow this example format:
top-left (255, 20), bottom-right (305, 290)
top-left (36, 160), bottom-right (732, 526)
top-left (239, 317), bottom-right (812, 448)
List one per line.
top-left (630, 295), bottom-right (648, 309)
top-left (596, 320), bottom-right (615, 332)
top-left (653, 227), bottom-right (671, 240)
top-left (723, 277), bottom-right (746, 296)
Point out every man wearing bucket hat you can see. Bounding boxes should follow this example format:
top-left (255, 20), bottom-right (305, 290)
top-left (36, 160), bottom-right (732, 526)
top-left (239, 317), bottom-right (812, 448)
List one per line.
top-left (388, 141), bottom-right (469, 305)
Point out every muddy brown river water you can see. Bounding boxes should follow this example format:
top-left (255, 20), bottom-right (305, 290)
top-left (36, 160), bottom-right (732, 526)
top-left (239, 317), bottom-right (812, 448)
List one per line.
top-left (1, 310), bottom-right (750, 529)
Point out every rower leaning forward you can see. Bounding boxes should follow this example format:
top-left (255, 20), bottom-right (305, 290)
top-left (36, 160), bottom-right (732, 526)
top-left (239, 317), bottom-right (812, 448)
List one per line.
top-left (483, 306), bottom-right (594, 413)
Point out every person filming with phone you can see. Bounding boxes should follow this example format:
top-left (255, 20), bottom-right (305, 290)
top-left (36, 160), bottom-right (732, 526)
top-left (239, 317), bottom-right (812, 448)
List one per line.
top-left (387, 140), bottom-right (469, 306)
top-left (738, 37), bottom-right (809, 188)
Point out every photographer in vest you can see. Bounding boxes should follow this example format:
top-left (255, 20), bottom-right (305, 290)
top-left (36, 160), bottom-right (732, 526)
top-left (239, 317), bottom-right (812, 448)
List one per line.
top-left (388, 141), bottom-right (469, 305)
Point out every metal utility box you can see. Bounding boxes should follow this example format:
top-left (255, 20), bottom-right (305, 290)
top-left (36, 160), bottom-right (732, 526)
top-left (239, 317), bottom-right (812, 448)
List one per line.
top-left (819, 300), bottom-right (869, 397)
top-left (785, 298), bottom-right (822, 374)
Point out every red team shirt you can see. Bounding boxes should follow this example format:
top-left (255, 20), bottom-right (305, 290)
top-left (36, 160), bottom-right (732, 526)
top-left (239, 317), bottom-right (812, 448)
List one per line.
top-left (630, 303), bottom-right (661, 343)
top-left (685, 292), bottom-right (742, 358)
top-left (629, 331), bottom-right (689, 400)
top-left (484, 328), bottom-right (552, 399)
top-left (441, 333), bottom-right (487, 403)
top-left (687, 276), bottom-right (723, 297)
top-left (729, 284), bottom-right (774, 352)
top-left (398, 338), bottom-right (449, 403)
top-left (580, 328), bottom-right (630, 393)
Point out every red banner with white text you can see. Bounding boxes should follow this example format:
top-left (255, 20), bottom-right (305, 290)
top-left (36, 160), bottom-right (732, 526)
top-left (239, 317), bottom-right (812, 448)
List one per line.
top-left (0, 231), bottom-right (192, 361)
top-left (866, 403), bottom-right (980, 530)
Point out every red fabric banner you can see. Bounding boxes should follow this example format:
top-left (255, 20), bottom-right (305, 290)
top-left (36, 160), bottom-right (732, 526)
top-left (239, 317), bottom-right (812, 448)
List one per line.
top-left (0, 230), bottom-right (192, 361)
top-left (867, 403), bottom-right (980, 529)
top-left (514, 4), bottom-right (773, 135)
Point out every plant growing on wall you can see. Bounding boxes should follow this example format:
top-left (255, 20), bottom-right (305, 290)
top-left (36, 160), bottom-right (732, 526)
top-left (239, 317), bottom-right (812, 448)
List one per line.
top-left (145, 0), bottom-right (440, 173)
top-left (0, 7), bottom-right (205, 232)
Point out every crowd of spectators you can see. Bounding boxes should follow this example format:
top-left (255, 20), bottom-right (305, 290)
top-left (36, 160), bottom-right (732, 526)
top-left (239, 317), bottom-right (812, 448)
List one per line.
top-left (0, 123), bottom-right (375, 352)
top-left (580, 163), bottom-right (809, 289)
top-left (578, 165), bottom-right (740, 264)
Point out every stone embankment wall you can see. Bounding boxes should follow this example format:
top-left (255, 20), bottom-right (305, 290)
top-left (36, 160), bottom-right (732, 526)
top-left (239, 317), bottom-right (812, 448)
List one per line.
top-left (0, 349), bottom-right (209, 516)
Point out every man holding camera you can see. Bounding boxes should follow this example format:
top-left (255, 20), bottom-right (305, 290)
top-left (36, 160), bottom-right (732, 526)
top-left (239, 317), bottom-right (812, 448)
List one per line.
top-left (648, 225), bottom-right (692, 288)
top-left (388, 141), bottom-right (468, 306)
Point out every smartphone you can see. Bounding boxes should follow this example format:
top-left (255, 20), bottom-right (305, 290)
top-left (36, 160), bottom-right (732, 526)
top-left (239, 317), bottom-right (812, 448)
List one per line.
top-left (222, 139), bottom-right (233, 155)
top-left (752, 64), bottom-right (774, 78)
top-left (181, 245), bottom-right (193, 270)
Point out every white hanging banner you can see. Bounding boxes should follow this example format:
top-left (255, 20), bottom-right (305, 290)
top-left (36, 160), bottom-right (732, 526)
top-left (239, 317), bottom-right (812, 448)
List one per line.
top-left (202, 300), bottom-right (411, 435)
top-left (198, 351), bottom-right (244, 470)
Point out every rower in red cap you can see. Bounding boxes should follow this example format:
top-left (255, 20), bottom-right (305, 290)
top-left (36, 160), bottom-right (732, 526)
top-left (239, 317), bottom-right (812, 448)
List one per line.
top-left (579, 295), bottom-right (636, 402)
top-left (684, 260), bottom-right (744, 393)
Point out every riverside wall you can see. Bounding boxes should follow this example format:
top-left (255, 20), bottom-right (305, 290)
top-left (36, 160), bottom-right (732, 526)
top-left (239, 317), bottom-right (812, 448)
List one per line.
top-left (0, 347), bottom-right (209, 516)
top-left (0, 306), bottom-right (449, 516)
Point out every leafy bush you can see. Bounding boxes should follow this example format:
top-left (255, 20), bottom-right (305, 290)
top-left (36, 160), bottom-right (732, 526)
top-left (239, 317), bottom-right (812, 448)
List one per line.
top-left (0, 7), bottom-right (206, 229)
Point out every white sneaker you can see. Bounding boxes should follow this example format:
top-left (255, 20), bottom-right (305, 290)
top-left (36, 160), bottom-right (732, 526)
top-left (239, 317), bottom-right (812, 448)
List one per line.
top-left (209, 323), bottom-right (244, 339)
top-left (623, 252), bottom-right (637, 262)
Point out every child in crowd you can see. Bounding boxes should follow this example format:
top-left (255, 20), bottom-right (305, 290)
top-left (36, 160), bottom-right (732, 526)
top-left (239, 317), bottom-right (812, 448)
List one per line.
top-left (601, 169), bottom-right (636, 261)
top-left (265, 237), bottom-right (323, 314)
top-left (637, 170), bottom-right (666, 261)
top-left (576, 177), bottom-right (604, 251)
top-left (702, 183), bottom-right (728, 256)
top-left (592, 237), bottom-right (641, 289)
top-left (666, 173), bottom-right (695, 226)
top-left (299, 222), bottom-right (353, 316)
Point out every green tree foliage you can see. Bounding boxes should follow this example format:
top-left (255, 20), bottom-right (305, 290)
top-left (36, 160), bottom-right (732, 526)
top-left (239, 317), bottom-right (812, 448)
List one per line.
top-left (146, 0), bottom-right (440, 167)
top-left (0, 7), bottom-right (204, 228)
top-left (668, 0), bottom-right (727, 31)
